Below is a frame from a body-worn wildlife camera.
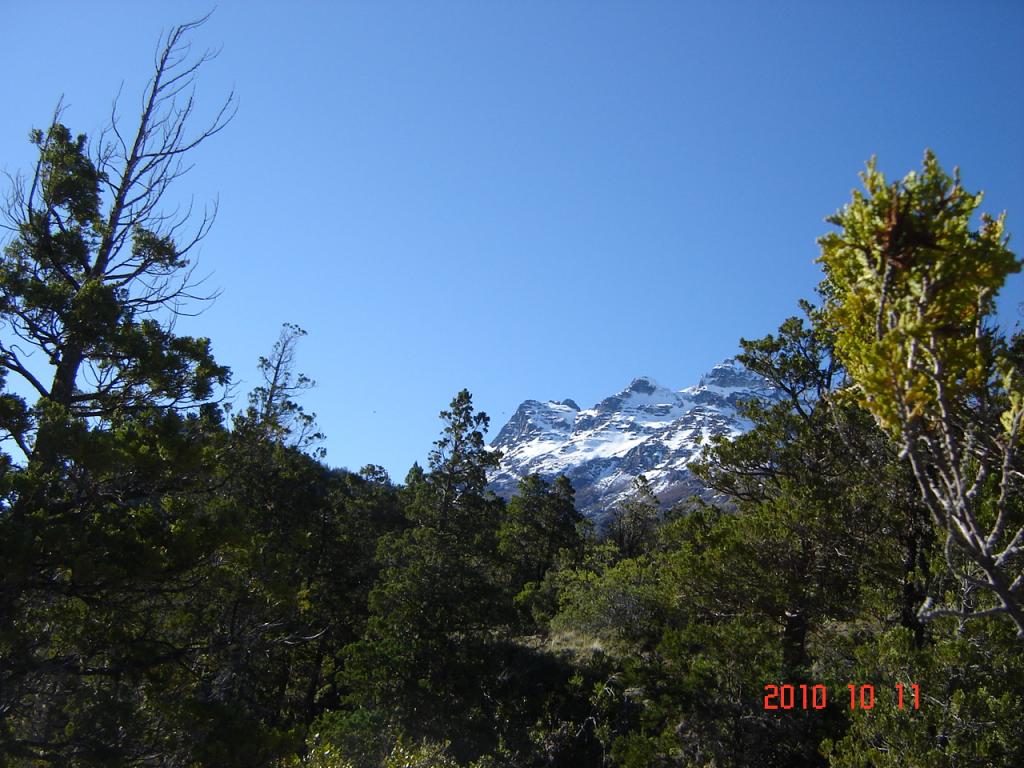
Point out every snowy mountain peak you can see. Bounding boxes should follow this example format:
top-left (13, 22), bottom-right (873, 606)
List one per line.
top-left (590, 376), bottom-right (684, 418)
top-left (491, 398), bottom-right (579, 450)
top-left (625, 376), bottom-right (661, 393)
top-left (489, 358), bottom-right (777, 519)
top-left (693, 357), bottom-right (763, 391)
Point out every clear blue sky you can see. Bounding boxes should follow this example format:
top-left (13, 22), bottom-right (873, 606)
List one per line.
top-left (3, 1), bottom-right (1023, 478)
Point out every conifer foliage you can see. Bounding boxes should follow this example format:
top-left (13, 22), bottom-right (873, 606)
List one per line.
top-left (1, 18), bottom-right (1022, 768)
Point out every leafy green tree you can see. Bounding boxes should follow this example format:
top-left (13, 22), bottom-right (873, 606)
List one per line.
top-left (0, 18), bottom-right (242, 765)
top-left (176, 325), bottom-right (401, 764)
top-left (341, 390), bottom-right (507, 763)
top-left (822, 623), bottom-right (1024, 768)
top-left (697, 313), bottom-right (933, 663)
top-left (605, 475), bottom-right (661, 560)
top-left (498, 473), bottom-right (584, 627)
top-left (282, 738), bottom-right (461, 768)
top-left (196, 428), bottom-right (379, 763)
top-left (545, 311), bottom-right (938, 766)
top-left (818, 152), bottom-right (1024, 637)
top-left (0, 19), bottom-right (233, 464)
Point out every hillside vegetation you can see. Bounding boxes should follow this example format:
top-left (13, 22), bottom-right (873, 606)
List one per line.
top-left (1, 21), bottom-right (1021, 768)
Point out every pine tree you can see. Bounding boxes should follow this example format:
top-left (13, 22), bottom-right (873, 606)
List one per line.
top-left (341, 391), bottom-right (506, 762)
top-left (606, 475), bottom-right (661, 560)
top-left (0, 18), bottom-right (242, 764)
top-left (499, 473), bottom-right (581, 586)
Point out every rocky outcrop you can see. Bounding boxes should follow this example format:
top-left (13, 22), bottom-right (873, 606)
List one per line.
top-left (489, 359), bottom-right (776, 519)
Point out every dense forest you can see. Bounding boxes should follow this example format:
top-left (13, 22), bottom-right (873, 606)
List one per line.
top-left (1, 21), bottom-right (1022, 768)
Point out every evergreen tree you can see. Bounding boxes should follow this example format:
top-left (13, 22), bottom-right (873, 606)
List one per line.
top-left (498, 473), bottom-right (584, 628)
top-left (340, 391), bottom-right (506, 763)
top-left (605, 475), bottom-right (661, 560)
top-left (548, 310), bottom-right (939, 766)
top-left (245, 323), bottom-right (324, 454)
top-left (818, 152), bottom-right (1024, 637)
top-left (0, 19), bottom-right (232, 464)
top-left (0, 18), bottom-right (241, 764)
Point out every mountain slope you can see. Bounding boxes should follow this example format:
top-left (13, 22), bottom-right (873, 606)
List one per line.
top-left (489, 359), bottom-right (776, 518)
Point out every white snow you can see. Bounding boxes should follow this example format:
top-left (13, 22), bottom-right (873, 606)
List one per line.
top-left (490, 358), bottom-right (778, 516)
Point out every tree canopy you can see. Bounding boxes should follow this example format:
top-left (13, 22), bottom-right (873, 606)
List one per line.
top-left (1, 19), bottom-right (1022, 768)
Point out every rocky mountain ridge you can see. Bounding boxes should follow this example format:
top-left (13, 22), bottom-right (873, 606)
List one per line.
top-left (488, 359), bottom-right (776, 518)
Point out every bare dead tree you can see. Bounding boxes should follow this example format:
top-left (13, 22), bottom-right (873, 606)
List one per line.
top-left (897, 330), bottom-right (1024, 638)
top-left (91, 14), bottom-right (236, 319)
top-left (245, 323), bottom-right (325, 454)
top-left (0, 15), bottom-right (235, 459)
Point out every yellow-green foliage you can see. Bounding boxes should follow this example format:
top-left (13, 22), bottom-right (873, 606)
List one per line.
top-left (817, 151), bottom-right (1019, 437)
top-left (282, 739), bottom-right (460, 768)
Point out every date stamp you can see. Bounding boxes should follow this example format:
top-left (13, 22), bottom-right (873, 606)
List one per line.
top-left (763, 683), bottom-right (920, 711)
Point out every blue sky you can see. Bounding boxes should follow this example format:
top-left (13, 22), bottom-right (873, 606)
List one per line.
top-left (3, 1), bottom-right (1023, 478)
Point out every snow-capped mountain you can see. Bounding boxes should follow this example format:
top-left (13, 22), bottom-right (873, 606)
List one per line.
top-left (489, 359), bottom-right (777, 519)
